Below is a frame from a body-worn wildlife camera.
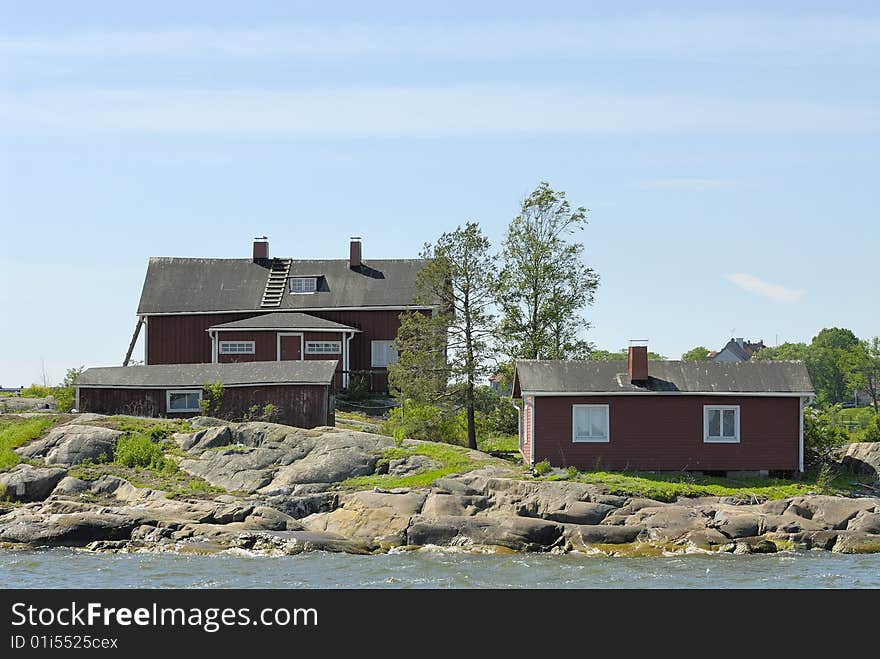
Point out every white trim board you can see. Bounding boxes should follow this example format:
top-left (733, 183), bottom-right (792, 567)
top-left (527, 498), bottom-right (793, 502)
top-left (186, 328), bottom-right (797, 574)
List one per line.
top-left (166, 389), bottom-right (203, 413)
top-left (276, 333), bottom-right (304, 361)
top-left (208, 327), bottom-right (359, 333)
top-left (77, 382), bottom-right (332, 390)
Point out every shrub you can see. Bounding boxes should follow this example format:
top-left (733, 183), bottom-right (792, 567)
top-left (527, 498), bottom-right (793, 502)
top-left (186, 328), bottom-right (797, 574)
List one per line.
top-left (381, 402), bottom-right (463, 444)
top-left (55, 387), bottom-right (75, 413)
top-left (113, 433), bottom-right (170, 471)
top-left (20, 384), bottom-right (51, 398)
top-left (857, 415), bottom-right (880, 442)
top-left (534, 459), bottom-right (552, 476)
top-left (346, 372), bottom-right (371, 400)
top-left (199, 381), bottom-right (224, 416)
top-left (803, 405), bottom-right (849, 467)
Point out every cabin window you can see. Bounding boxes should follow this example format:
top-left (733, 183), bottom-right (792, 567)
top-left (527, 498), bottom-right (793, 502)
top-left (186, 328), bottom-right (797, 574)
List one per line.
top-left (371, 340), bottom-right (398, 368)
top-left (305, 341), bottom-right (342, 355)
top-left (572, 404), bottom-right (610, 443)
top-left (218, 341), bottom-right (255, 355)
top-left (166, 390), bottom-right (203, 413)
top-left (289, 277), bottom-right (317, 294)
top-left (704, 405), bottom-right (740, 443)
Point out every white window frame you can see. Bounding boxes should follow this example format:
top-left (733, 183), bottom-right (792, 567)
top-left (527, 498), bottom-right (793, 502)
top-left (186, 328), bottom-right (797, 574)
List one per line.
top-left (371, 340), bottom-right (398, 368)
top-left (305, 341), bottom-right (342, 355)
top-left (704, 405), bottom-right (740, 443)
top-left (289, 277), bottom-right (317, 294)
top-left (218, 341), bottom-right (255, 355)
top-left (166, 389), bottom-right (203, 413)
top-left (571, 404), bottom-right (610, 443)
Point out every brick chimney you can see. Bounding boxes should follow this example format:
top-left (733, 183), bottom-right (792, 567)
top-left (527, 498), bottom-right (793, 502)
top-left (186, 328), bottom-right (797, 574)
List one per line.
top-left (253, 236), bottom-right (268, 262)
top-left (628, 342), bottom-right (649, 383)
top-left (349, 236), bottom-right (362, 269)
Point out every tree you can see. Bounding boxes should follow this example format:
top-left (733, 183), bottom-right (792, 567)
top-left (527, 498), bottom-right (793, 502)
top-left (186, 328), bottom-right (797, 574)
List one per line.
top-left (391, 222), bottom-right (496, 450)
top-left (753, 342), bottom-right (810, 362)
top-left (496, 182), bottom-right (599, 360)
top-left (681, 346), bottom-right (710, 361)
top-left (809, 328), bottom-right (861, 407)
top-left (850, 337), bottom-right (880, 412)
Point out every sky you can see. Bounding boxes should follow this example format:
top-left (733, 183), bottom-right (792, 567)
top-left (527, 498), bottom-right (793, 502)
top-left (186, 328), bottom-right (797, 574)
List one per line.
top-left (1, 1), bottom-right (878, 386)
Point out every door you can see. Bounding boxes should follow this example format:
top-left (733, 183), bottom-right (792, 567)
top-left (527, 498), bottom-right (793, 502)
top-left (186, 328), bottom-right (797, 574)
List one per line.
top-left (278, 334), bottom-right (302, 360)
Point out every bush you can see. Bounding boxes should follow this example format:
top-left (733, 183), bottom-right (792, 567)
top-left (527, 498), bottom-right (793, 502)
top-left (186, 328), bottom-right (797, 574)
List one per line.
top-left (347, 372), bottom-right (371, 400)
top-left (804, 406), bottom-right (849, 467)
top-left (113, 433), bottom-right (171, 471)
top-left (857, 414), bottom-right (880, 442)
top-left (381, 402), bottom-right (463, 444)
top-left (20, 385), bottom-right (51, 398)
top-left (534, 459), bottom-right (552, 476)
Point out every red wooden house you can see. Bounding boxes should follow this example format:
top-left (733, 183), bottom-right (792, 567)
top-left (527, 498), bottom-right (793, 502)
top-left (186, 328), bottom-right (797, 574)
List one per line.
top-left (131, 237), bottom-right (434, 393)
top-left (512, 345), bottom-right (814, 475)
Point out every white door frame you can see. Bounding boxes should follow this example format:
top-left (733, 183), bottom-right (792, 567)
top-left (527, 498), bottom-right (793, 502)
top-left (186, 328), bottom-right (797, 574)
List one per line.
top-left (276, 332), bottom-right (304, 361)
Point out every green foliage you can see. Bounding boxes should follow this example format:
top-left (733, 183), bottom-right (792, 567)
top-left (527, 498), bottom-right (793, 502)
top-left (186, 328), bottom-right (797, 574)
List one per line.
top-left (497, 182), bottom-right (599, 361)
top-left (113, 433), bottom-right (173, 472)
top-left (382, 402), bottom-right (463, 444)
top-left (857, 414), bottom-right (880, 442)
top-left (113, 416), bottom-right (192, 435)
top-left (477, 434), bottom-right (518, 454)
top-left (803, 405), bottom-right (849, 467)
top-left (681, 346), bottom-right (711, 361)
top-left (533, 459), bottom-right (553, 476)
top-left (199, 381), bottom-right (224, 416)
top-left (62, 366), bottom-right (85, 388)
top-left (54, 387), bottom-right (75, 413)
top-left (389, 311), bottom-right (448, 404)
top-left (345, 371), bottom-right (371, 400)
top-left (815, 463), bottom-right (837, 494)
top-left (0, 416), bottom-right (60, 471)
top-left (850, 337), bottom-right (880, 411)
top-left (20, 384), bottom-right (51, 398)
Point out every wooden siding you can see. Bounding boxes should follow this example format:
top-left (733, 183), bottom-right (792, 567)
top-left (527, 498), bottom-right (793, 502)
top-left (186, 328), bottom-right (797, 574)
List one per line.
top-left (78, 384), bottom-right (333, 428)
top-left (145, 310), bottom-right (429, 393)
top-left (520, 396), bottom-right (533, 465)
top-left (532, 395), bottom-right (800, 472)
top-left (217, 331), bottom-right (276, 363)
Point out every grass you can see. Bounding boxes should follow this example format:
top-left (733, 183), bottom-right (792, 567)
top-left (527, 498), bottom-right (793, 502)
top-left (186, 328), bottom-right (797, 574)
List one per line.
top-left (341, 441), bottom-right (491, 490)
top-left (0, 415), bottom-right (63, 471)
top-left (553, 468), bottom-right (873, 503)
top-left (87, 415), bottom-right (193, 436)
top-left (477, 434), bottom-right (518, 454)
top-left (68, 460), bottom-right (225, 499)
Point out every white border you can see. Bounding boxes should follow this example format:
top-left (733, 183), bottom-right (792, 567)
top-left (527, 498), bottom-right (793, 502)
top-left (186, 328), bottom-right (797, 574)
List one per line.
top-left (572, 404), bottom-right (611, 443)
top-left (219, 340), bottom-right (256, 355)
top-left (305, 340), bottom-right (342, 355)
top-left (703, 404), bottom-right (741, 443)
top-left (166, 389), bottom-right (203, 413)
top-left (521, 390), bottom-right (812, 398)
top-left (276, 333), bottom-right (304, 361)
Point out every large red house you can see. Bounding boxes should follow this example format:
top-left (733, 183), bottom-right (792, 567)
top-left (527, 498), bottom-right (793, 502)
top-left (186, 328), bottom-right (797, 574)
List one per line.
top-left (130, 237), bottom-right (433, 393)
top-left (512, 345), bottom-right (814, 475)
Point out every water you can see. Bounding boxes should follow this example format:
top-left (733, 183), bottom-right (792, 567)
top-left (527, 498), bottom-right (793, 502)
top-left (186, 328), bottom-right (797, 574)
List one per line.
top-left (1, 548), bottom-right (879, 588)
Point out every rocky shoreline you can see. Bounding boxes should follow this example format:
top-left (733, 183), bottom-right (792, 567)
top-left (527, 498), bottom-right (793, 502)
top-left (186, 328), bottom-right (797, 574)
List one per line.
top-left (1, 415), bottom-right (879, 557)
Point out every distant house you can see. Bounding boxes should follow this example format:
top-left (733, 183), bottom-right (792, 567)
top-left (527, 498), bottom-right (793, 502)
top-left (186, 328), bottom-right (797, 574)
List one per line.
top-left (709, 338), bottom-right (766, 363)
top-left (129, 237), bottom-right (435, 393)
top-left (76, 360), bottom-right (338, 428)
top-left (512, 345), bottom-right (813, 474)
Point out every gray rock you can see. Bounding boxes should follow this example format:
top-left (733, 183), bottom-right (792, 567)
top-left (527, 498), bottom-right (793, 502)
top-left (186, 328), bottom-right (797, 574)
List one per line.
top-left (545, 502), bottom-right (616, 525)
top-left (792, 496), bottom-right (878, 530)
top-left (189, 416), bottom-right (228, 428)
top-left (262, 493), bottom-right (338, 519)
top-left (564, 524), bottom-right (644, 547)
top-left (421, 493), bottom-right (490, 517)
top-left (303, 491), bottom-right (426, 548)
top-left (0, 510), bottom-right (150, 545)
top-left (831, 531), bottom-right (880, 554)
top-left (51, 476), bottom-right (91, 497)
top-left (0, 464), bottom-right (67, 502)
top-left (712, 511), bottom-right (762, 539)
top-left (16, 424), bottom-right (122, 466)
top-left (186, 426), bottom-right (233, 452)
top-left (68, 413), bottom-right (108, 424)
top-left (407, 515), bottom-right (564, 551)
top-left (847, 511), bottom-right (880, 534)
top-left (832, 442), bottom-right (880, 480)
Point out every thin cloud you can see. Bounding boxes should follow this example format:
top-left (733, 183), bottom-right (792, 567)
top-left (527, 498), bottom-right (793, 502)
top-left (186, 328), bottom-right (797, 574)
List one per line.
top-left (1, 86), bottom-right (877, 137)
top-left (725, 273), bottom-right (804, 303)
top-left (1, 16), bottom-right (879, 61)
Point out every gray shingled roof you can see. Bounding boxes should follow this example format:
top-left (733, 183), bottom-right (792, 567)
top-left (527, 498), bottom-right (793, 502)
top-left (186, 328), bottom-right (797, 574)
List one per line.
top-left (77, 360), bottom-right (338, 388)
top-left (209, 312), bottom-right (357, 332)
top-left (137, 257), bottom-right (430, 314)
top-left (514, 360), bottom-right (813, 395)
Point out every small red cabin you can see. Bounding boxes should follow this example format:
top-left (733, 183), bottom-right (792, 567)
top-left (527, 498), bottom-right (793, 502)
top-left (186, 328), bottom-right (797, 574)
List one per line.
top-left (512, 346), bottom-right (814, 475)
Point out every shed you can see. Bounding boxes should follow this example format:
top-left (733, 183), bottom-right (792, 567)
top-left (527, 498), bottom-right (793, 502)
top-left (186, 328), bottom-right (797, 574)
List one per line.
top-left (76, 360), bottom-right (338, 428)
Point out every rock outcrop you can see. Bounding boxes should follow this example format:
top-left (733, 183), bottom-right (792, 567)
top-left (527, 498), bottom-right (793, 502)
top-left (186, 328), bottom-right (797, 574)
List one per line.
top-left (16, 425), bottom-right (122, 466)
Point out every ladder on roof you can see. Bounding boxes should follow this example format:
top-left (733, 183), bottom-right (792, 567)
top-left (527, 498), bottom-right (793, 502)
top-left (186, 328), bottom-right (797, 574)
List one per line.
top-left (260, 258), bottom-right (292, 308)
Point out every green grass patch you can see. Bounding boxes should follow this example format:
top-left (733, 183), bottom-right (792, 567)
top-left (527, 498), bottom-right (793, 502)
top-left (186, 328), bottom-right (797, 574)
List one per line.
top-left (560, 468), bottom-right (871, 502)
top-left (68, 461), bottom-right (224, 498)
top-left (477, 434), bottom-right (518, 454)
top-left (341, 441), bottom-right (490, 490)
top-left (0, 416), bottom-right (63, 471)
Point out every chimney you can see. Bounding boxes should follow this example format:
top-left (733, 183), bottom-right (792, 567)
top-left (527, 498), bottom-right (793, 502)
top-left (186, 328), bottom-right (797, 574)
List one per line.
top-left (349, 236), bottom-right (362, 269)
top-left (628, 341), bottom-right (649, 383)
top-left (735, 337), bottom-right (744, 348)
top-left (253, 236), bottom-right (268, 262)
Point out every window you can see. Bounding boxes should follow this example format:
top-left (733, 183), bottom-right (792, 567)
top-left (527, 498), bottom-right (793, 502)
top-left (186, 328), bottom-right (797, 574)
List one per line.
top-left (289, 277), bottom-right (317, 294)
top-left (572, 404), bottom-right (610, 443)
top-left (218, 341), bottom-right (255, 355)
top-left (371, 340), bottom-right (398, 367)
top-left (704, 405), bottom-right (740, 443)
top-left (305, 341), bottom-right (341, 355)
top-left (167, 390), bottom-right (202, 413)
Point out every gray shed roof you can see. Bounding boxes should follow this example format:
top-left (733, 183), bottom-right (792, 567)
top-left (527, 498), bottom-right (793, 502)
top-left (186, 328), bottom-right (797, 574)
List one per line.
top-left (513, 360), bottom-right (813, 396)
top-left (77, 360), bottom-right (338, 388)
top-left (137, 257), bottom-right (430, 314)
top-left (209, 312), bottom-right (357, 332)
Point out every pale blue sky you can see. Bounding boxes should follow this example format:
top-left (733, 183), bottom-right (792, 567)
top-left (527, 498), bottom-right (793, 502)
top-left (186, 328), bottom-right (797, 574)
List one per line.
top-left (1, 1), bottom-right (878, 386)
